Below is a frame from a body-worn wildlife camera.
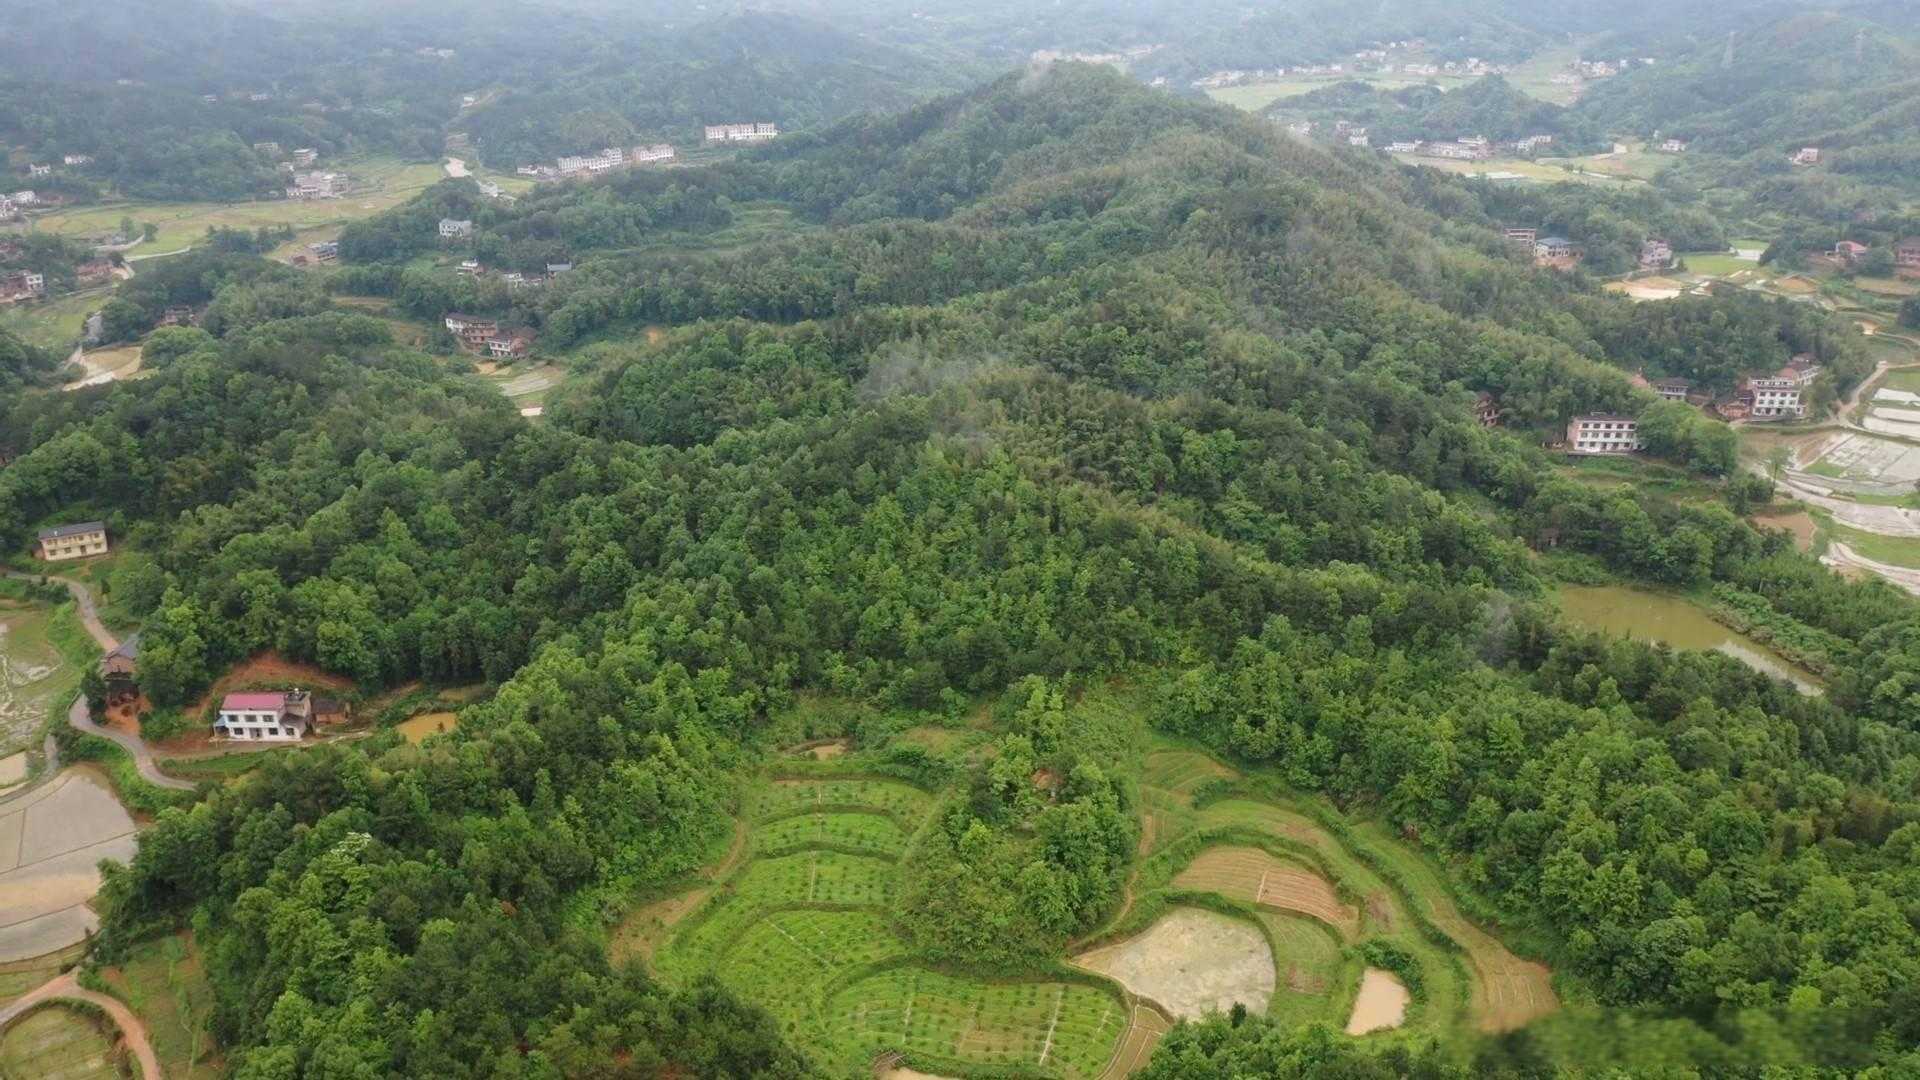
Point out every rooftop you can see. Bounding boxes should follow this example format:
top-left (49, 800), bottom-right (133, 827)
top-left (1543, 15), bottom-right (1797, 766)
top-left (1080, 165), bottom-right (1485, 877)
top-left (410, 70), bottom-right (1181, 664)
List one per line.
top-left (37, 521), bottom-right (106, 541)
top-left (222, 691), bottom-right (289, 711)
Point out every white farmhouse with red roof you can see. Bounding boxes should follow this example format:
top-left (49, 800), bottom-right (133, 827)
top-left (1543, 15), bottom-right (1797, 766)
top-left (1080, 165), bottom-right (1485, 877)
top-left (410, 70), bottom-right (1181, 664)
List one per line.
top-left (215, 690), bottom-right (313, 741)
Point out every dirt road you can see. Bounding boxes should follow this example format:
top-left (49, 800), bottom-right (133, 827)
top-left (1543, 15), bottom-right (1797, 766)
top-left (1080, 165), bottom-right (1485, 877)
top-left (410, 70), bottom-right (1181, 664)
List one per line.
top-left (0, 971), bottom-right (163, 1080)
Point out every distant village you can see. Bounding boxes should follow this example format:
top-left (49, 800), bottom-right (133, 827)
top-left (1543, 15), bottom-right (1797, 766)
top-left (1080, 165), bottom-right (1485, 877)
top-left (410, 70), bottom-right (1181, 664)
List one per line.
top-left (509, 124), bottom-right (776, 183)
top-left (1189, 39), bottom-right (1513, 91)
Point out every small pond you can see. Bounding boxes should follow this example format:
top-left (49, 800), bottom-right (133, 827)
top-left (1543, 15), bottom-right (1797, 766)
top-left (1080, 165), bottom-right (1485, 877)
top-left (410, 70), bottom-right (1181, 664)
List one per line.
top-left (1557, 586), bottom-right (1822, 694)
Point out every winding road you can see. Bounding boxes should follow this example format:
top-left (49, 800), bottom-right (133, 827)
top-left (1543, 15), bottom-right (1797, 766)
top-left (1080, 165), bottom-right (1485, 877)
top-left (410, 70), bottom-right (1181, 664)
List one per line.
top-left (3, 571), bottom-right (195, 791)
top-left (0, 971), bottom-right (163, 1080)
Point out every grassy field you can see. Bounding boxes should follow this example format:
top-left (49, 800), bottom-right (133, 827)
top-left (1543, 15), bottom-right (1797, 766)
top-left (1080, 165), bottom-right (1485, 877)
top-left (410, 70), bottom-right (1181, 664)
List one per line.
top-left (99, 933), bottom-right (220, 1079)
top-left (0, 290), bottom-right (100, 352)
top-left (0, 943), bottom-right (87, 1007)
top-left (1829, 522), bottom-right (1920, 569)
top-left (1393, 153), bottom-right (1640, 187)
top-left (1208, 73), bottom-right (1473, 113)
top-left (0, 1003), bottom-right (124, 1079)
top-left (1677, 252), bottom-right (1755, 277)
top-left (30, 156), bottom-right (449, 251)
top-left (1505, 42), bottom-right (1586, 106)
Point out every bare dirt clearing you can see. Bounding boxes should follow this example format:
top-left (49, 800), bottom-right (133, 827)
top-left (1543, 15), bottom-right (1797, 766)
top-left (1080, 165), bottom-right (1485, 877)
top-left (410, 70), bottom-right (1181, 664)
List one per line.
top-left (1074, 907), bottom-right (1274, 1020)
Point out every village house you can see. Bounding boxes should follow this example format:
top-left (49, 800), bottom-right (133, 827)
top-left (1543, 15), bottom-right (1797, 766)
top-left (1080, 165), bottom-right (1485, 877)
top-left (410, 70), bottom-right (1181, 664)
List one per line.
top-left (1652, 378), bottom-right (1693, 402)
top-left (476, 180), bottom-right (506, 200)
top-left (253, 141), bottom-right (282, 156)
top-left (457, 259), bottom-right (482, 275)
top-left (37, 521), bottom-right (109, 561)
top-left (1474, 392), bottom-right (1502, 428)
top-left (158, 306), bottom-right (200, 327)
top-left (76, 260), bottom-right (116, 285)
top-left (1896, 238), bottom-right (1920, 270)
top-left (308, 240), bottom-right (338, 262)
top-left (1, 270), bottom-right (46, 301)
top-left (62, 154), bottom-right (93, 167)
top-left (1745, 369), bottom-right (1808, 420)
top-left (28, 164), bottom-right (51, 177)
top-left (1792, 147), bottom-right (1821, 166)
top-left (0, 197), bottom-right (15, 220)
top-left (291, 148), bottom-right (319, 166)
top-left (10, 191), bottom-right (36, 207)
top-left (99, 634), bottom-right (140, 693)
top-left (1565, 415), bottom-right (1643, 455)
top-left (286, 171), bottom-right (348, 200)
top-left (1387, 141), bottom-right (1422, 154)
top-left (1534, 236), bottom-right (1575, 260)
top-left (557, 147), bottom-right (626, 175)
top-left (214, 690), bottom-right (313, 741)
top-left (313, 697), bottom-right (350, 726)
top-left (484, 327), bottom-right (536, 359)
top-left (1504, 227), bottom-right (1537, 249)
top-left (703, 123), bottom-right (779, 144)
top-left (545, 262), bottom-right (573, 276)
top-left (1659, 138), bottom-right (1688, 153)
top-left (444, 312), bottom-right (495, 336)
top-left (1639, 238), bottom-right (1674, 270)
top-left (632, 143), bottom-right (676, 164)
top-left (1833, 240), bottom-right (1870, 265)
top-left (439, 218), bottom-right (475, 240)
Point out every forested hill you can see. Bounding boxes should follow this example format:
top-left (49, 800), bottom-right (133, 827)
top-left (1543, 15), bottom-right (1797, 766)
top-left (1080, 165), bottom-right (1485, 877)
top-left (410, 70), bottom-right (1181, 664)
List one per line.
top-left (0, 0), bottom-right (974, 196)
top-left (1573, 6), bottom-right (1920, 213)
top-left (6, 63), bottom-right (1920, 1075)
top-left (1265, 77), bottom-right (1609, 152)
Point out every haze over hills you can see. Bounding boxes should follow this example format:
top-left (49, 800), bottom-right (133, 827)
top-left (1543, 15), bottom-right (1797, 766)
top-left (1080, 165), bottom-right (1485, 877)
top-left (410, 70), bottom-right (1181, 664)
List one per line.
top-left (4, 4), bottom-right (1920, 1079)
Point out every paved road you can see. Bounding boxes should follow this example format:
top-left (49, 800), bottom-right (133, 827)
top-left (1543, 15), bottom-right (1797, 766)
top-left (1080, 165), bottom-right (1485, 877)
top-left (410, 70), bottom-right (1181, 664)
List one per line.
top-left (0, 971), bottom-right (163, 1080)
top-left (3, 572), bottom-right (194, 791)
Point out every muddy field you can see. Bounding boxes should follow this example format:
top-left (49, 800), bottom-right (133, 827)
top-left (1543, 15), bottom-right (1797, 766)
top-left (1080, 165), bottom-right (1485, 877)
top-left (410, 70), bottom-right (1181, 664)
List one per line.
top-left (396, 712), bottom-right (458, 744)
top-left (0, 769), bottom-right (138, 962)
top-left (1751, 511), bottom-right (1819, 552)
top-left (0, 606), bottom-right (73, 754)
top-left (1345, 968), bottom-right (1409, 1035)
top-left (1075, 908), bottom-right (1274, 1020)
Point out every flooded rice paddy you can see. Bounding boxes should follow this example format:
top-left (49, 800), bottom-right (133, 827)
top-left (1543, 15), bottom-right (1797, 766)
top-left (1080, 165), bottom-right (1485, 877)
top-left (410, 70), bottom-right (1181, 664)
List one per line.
top-left (0, 768), bottom-right (138, 962)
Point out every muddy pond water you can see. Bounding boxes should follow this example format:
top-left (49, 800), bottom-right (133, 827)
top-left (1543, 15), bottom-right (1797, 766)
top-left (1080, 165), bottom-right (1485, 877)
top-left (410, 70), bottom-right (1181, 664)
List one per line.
top-left (1556, 586), bottom-right (1822, 694)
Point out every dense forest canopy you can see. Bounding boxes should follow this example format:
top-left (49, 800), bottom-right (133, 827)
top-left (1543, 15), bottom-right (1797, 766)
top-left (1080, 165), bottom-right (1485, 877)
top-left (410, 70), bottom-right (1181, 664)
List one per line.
top-left (5, 62), bottom-right (1920, 1076)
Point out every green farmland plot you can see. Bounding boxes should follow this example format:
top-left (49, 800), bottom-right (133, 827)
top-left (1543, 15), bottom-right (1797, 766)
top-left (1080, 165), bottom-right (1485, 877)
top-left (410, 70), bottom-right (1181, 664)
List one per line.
top-left (826, 969), bottom-right (1127, 1079)
top-left (652, 772), bottom-right (1136, 1076)
top-left (753, 811), bottom-right (912, 858)
top-left (747, 777), bottom-right (935, 824)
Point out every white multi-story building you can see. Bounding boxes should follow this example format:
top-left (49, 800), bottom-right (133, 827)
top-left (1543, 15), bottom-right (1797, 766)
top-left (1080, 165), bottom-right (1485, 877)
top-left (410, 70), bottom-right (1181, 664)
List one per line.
top-left (1745, 374), bottom-right (1806, 419)
top-left (557, 147), bottom-right (626, 175)
top-left (1566, 415), bottom-right (1642, 454)
top-left (214, 691), bottom-right (312, 741)
top-left (439, 218), bottom-right (475, 239)
top-left (632, 143), bottom-right (676, 164)
top-left (286, 171), bottom-right (348, 200)
top-left (703, 122), bottom-right (779, 144)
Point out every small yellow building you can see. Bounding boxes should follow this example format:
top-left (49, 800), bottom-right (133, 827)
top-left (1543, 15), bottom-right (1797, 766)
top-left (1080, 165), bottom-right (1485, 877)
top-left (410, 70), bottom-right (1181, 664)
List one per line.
top-left (37, 521), bottom-right (108, 562)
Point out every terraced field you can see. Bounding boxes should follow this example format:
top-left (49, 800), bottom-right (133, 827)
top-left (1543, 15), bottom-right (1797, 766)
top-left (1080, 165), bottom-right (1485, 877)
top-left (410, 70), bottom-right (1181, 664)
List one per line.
top-left (652, 774), bottom-right (1131, 1077)
top-left (1124, 743), bottom-right (1558, 1036)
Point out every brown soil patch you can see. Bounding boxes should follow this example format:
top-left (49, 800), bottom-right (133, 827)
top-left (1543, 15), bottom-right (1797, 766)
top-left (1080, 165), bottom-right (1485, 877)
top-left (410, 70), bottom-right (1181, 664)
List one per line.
top-left (608, 819), bottom-right (748, 969)
top-left (1752, 511), bottom-right (1819, 552)
top-left (187, 653), bottom-right (355, 717)
top-left (792, 738), bottom-right (850, 760)
top-left (644, 325), bottom-right (666, 345)
top-left (1365, 893), bottom-right (1395, 932)
top-left (1172, 847), bottom-right (1357, 937)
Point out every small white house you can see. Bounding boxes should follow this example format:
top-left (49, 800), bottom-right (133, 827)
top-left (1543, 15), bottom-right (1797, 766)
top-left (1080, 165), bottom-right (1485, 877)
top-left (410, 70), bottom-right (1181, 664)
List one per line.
top-left (214, 691), bottom-right (313, 741)
top-left (439, 218), bottom-right (475, 240)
